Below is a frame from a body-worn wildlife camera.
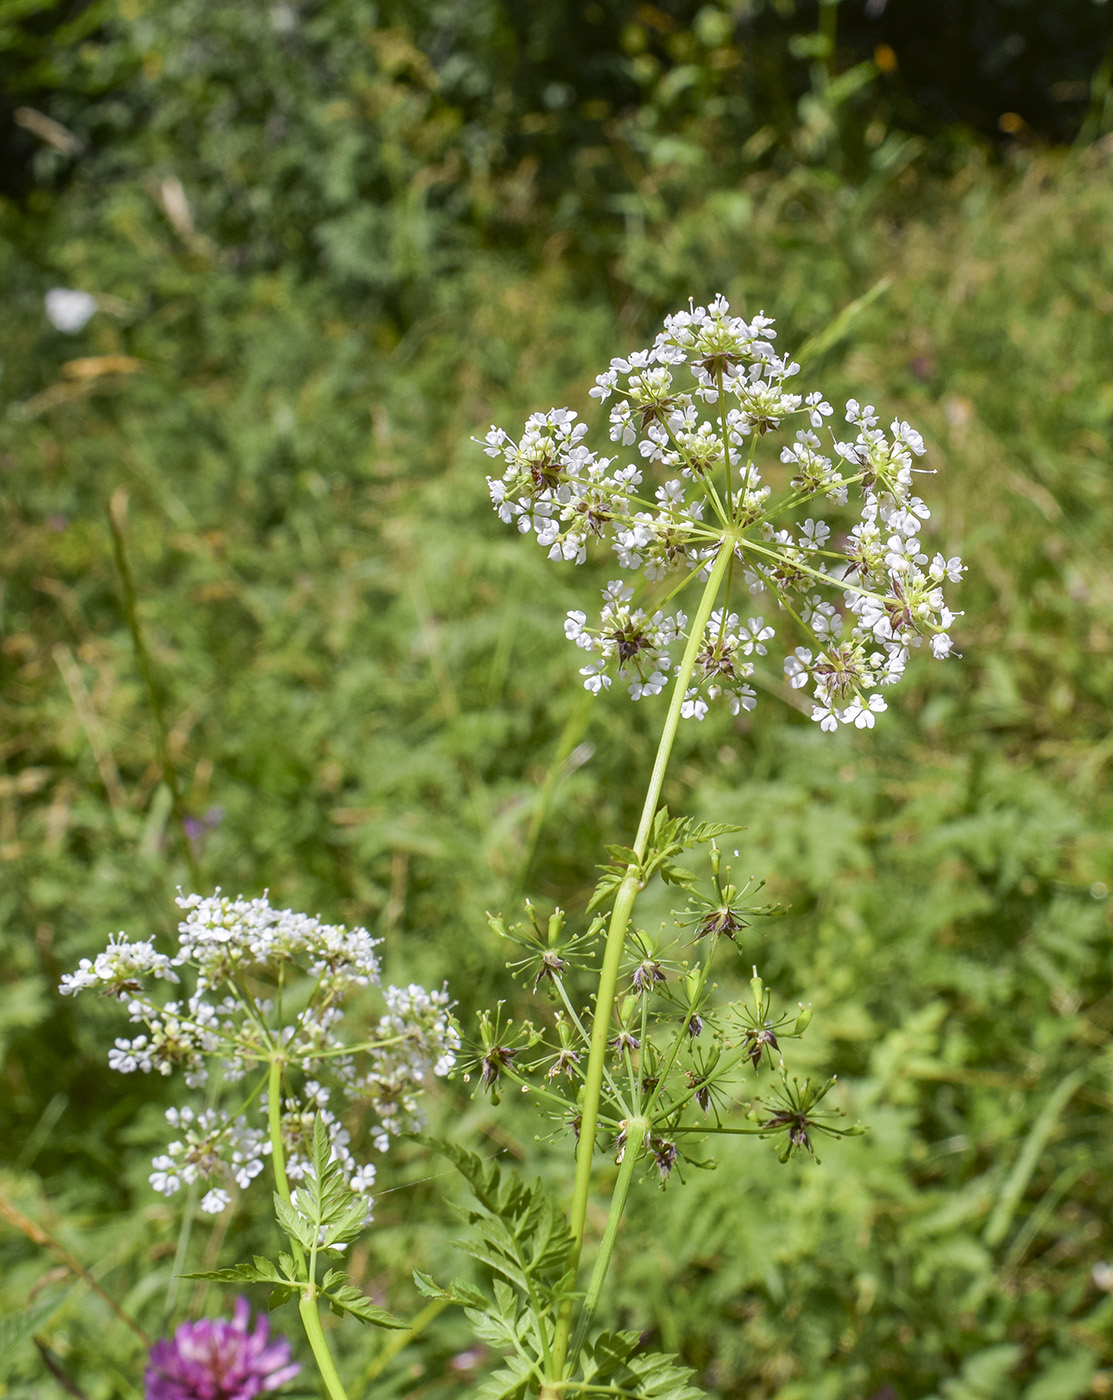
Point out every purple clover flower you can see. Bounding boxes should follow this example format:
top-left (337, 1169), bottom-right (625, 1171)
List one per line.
top-left (144, 1297), bottom-right (300, 1400)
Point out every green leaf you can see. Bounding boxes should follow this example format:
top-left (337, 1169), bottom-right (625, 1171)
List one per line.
top-left (573, 1333), bottom-right (705, 1400)
top-left (465, 1308), bottom-right (520, 1349)
top-left (447, 1279), bottom-right (492, 1311)
top-left (279, 1115), bottom-right (372, 1254)
top-left (453, 1231), bottom-right (531, 1295)
top-left (588, 812), bottom-right (743, 910)
top-left (1024, 1353), bottom-right (1096, 1400)
top-left (578, 1329), bottom-right (638, 1382)
top-left (424, 1136), bottom-right (573, 1301)
top-left (274, 1193), bottom-right (314, 1252)
top-left (319, 1273), bottom-right (406, 1329)
top-left (412, 1269), bottom-right (444, 1298)
top-left (473, 1355), bottom-right (535, 1400)
top-left (624, 1347), bottom-right (706, 1400)
top-left (586, 869), bottom-right (627, 913)
top-left (181, 1261), bottom-right (281, 1284)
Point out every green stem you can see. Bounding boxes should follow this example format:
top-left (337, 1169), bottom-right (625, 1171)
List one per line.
top-left (297, 1294), bottom-right (349, 1400)
top-left (267, 1059), bottom-right (351, 1400)
top-left (549, 541), bottom-right (733, 1382)
top-left (569, 1117), bottom-right (648, 1361)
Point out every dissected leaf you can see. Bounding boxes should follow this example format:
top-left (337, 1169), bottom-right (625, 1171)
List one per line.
top-left (473, 1355), bottom-right (535, 1400)
top-left (412, 1269), bottom-right (443, 1299)
top-left (589, 811), bottom-right (744, 909)
top-left (321, 1278), bottom-right (405, 1329)
top-left (181, 1263), bottom-right (279, 1284)
top-left (273, 1193), bottom-right (315, 1252)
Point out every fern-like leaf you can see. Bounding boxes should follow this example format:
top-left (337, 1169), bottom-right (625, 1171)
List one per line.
top-left (473, 1355), bottom-right (535, 1400)
top-left (318, 1270), bottom-right (405, 1328)
top-left (588, 810), bottom-right (743, 910)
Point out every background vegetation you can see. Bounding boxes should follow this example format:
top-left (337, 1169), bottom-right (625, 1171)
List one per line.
top-left (2, 1), bottom-right (1112, 1398)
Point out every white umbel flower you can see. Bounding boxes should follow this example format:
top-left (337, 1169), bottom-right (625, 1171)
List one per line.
top-left (478, 294), bottom-right (963, 727)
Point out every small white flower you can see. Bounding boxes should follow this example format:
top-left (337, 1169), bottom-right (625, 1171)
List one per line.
top-left (739, 617), bottom-right (775, 656)
top-left (590, 369), bottom-right (618, 401)
top-left (784, 647), bottom-right (812, 689)
top-left (580, 662), bottom-right (611, 694)
top-left (351, 1163), bottom-right (377, 1193)
top-left (799, 518), bottom-right (831, 550)
top-left (201, 1188), bottom-right (231, 1214)
top-left (811, 703), bottom-right (841, 732)
top-left (564, 611), bottom-right (588, 643)
top-left (680, 689), bottom-right (709, 721)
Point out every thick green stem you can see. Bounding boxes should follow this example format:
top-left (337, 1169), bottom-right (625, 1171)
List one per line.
top-left (297, 1296), bottom-right (350, 1400)
top-left (267, 1059), bottom-right (351, 1400)
top-left (549, 543), bottom-right (734, 1382)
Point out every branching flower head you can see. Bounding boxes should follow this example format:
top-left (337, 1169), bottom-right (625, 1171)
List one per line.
top-left (62, 891), bottom-right (460, 1216)
top-left (479, 294), bottom-right (964, 729)
top-left (754, 1074), bottom-right (864, 1164)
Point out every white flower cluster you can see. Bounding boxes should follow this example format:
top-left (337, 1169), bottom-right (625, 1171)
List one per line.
top-left (480, 295), bottom-right (963, 729)
top-left (62, 891), bottom-right (460, 1214)
top-left (565, 580), bottom-right (685, 700)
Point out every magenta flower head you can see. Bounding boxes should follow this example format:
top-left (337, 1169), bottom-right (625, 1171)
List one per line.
top-left (144, 1297), bottom-right (300, 1400)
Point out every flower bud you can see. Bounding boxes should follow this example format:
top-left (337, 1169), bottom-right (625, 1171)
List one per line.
top-left (794, 1004), bottom-right (813, 1035)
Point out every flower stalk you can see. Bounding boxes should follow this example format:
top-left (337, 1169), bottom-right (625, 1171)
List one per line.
top-left (480, 295), bottom-right (937, 1394)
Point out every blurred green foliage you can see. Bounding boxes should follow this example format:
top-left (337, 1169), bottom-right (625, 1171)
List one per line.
top-left (2, 2), bottom-right (1113, 1399)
